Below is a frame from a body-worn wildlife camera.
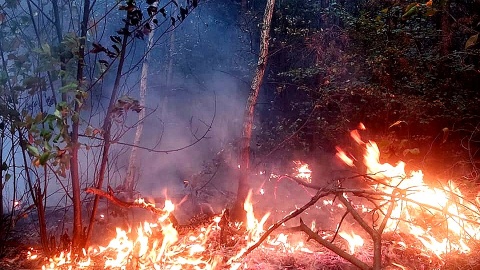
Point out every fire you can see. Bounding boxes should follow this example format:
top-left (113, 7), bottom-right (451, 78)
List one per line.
top-left (32, 123), bottom-right (480, 269)
top-left (37, 199), bottom-right (221, 269)
top-left (336, 124), bottom-right (480, 257)
top-left (339, 231), bottom-right (364, 254)
top-left (335, 146), bottom-right (354, 167)
top-left (294, 161), bottom-right (312, 182)
top-left (244, 190), bottom-right (270, 242)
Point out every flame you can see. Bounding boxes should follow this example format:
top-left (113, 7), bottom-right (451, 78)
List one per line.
top-left (335, 146), bottom-right (354, 167)
top-left (350, 129), bottom-right (365, 145)
top-left (37, 125), bottom-right (480, 268)
top-left (294, 161), bottom-right (312, 182)
top-left (339, 231), bottom-right (364, 254)
top-left (337, 126), bottom-right (480, 257)
top-left (38, 199), bottom-right (223, 269)
top-left (244, 190), bottom-right (270, 242)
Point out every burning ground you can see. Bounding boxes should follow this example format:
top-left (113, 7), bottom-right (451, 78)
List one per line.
top-left (4, 124), bottom-right (480, 269)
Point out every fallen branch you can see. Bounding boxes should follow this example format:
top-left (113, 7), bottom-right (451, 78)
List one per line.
top-left (298, 218), bottom-right (371, 270)
top-left (232, 188), bottom-right (330, 260)
top-left (85, 187), bottom-right (178, 227)
top-left (337, 193), bottom-right (382, 270)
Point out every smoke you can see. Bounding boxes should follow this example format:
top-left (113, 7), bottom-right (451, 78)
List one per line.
top-left (104, 0), bottom-right (252, 207)
top-left (1, 0), bottom-right (253, 220)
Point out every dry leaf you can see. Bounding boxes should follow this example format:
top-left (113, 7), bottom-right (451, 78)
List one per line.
top-left (465, 34), bottom-right (479, 49)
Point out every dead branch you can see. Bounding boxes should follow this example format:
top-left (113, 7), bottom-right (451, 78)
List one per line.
top-left (337, 194), bottom-right (375, 237)
top-left (337, 193), bottom-right (383, 269)
top-left (331, 210), bottom-right (350, 243)
top-left (85, 187), bottom-right (178, 226)
top-left (233, 188), bottom-right (330, 260)
top-left (298, 218), bottom-right (371, 270)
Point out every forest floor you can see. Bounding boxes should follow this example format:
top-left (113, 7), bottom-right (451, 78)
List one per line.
top-left (1, 183), bottom-right (480, 270)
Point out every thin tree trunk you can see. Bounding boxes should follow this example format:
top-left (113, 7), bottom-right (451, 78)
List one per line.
top-left (70, 0), bottom-right (90, 251)
top-left (441, 0), bottom-right (452, 56)
top-left (232, 0), bottom-right (275, 221)
top-left (36, 174), bottom-right (49, 255)
top-left (166, 31), bottom-right (175, 87)
top-left (0, 129), bottom-right (4, 227)
top-left (124, 6), bottom-right (158, 196)
top-left (85, 21), bottom-right (130, 246)
top-left (52, 0), bottom-right (65, 103)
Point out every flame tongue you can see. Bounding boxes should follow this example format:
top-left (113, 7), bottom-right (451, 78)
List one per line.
top-left (339, 231), bottom-right (364, 254)
top-left (336, 124), bottom-right (480, 257)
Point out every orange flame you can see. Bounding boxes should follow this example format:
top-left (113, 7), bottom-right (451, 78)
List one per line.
top-left (340, 126), bottom-right (480, 257)
top-left (294, 161), bottom-right (312, 182)
top-left (339, 231), bottom-right (364, 254)
top-left (335, 146), bottom-right (355, 167)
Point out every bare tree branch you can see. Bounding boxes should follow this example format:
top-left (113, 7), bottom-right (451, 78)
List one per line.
top-left (298, 218), bottom-right (371, 270)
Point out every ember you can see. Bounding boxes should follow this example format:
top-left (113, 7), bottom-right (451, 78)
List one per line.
top-left (293, 161), bottom-right (312, 183)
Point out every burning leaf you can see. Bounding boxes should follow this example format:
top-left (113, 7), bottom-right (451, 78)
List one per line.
top-left (350, 129), bottom-right (365, 145)
top-left (341, 124), bottom-right (480, 257)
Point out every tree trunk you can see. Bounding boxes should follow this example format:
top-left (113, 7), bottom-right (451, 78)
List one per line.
top-left (232, 0), bottom-right (275, 221)
top-left (166, 31), bottom-right (175, 87)
top-left (441, 0), bottom-right (452, 56)
top-left (35, 178), bottom-right (49, 255)
top-left (70, 0), bottom-right (90, 251)
top-left (0, 129), bottom-right (4, 240)
top-left (85, 21), bottom-right (130, 246)
top-left (124, 5), bottom-right (158, 196)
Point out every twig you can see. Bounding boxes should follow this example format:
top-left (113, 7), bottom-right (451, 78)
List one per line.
top-left (85, 187), bottom-right (171, 218)
top-left (331, 210), bottom-right (350, 243)
top-left (298, 218), bottom-right (371, 270)
top-left (337, 194), bottom-right (382, 270)
top-left (233, 188), bottom-right (330, 260)
top-left (337, 194), bottom-right (376, 237)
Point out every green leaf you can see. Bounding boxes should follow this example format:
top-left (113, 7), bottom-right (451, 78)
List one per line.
top-left (85, 125), bottom-right (93, 136)
top-left (44, 141), bottom-right (52, 151)
top-left (40, 129), bottom-right (52, 141)
top-left (54, 109), bottom-right (62, 119)
top-left (26, 144), bottom-right (40, 157)
top-left (59, 82), bottom-right (78, 93)
top-left (53, 133), bottom-right (62, 143)
top-left (39, 152), bottom-right (50, 166)
top-left (41, 43), bottom-right (51, 56)
top-left (4, 174), bottom-right (11, 182)
top-left (402, 3), bottom-right (419, 20)
top-left (1, 162), bottom-right (8, 171)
